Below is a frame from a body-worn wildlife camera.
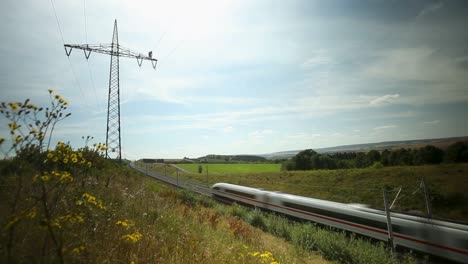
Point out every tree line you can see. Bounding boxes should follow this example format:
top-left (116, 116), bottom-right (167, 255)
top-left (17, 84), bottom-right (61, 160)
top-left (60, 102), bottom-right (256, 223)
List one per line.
top-left (282, 141), bottom-right (468, 171)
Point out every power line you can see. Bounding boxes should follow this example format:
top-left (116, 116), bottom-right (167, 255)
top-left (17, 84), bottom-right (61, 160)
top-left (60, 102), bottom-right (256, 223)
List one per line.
top-left (83, 0), bottom-right (88, 43)
top-left (82, 0), bottom-right (103, 113)
top-left (49, 0), bottom-right (90, 108)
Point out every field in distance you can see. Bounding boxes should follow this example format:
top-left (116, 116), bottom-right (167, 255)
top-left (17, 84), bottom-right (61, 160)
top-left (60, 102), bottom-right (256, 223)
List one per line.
top-left (176, 163), bottom-right (282, 174)
top-left (165, 163), bottom-right (467, 223)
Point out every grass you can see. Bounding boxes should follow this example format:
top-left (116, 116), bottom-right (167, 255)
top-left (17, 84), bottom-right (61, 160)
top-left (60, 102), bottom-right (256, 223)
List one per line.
top-left (176, 163), bottom-right (282, 174)
top-left (142, 162), bottom-right (468, 222)
top-left (0, 158), bottom-right (329, 263)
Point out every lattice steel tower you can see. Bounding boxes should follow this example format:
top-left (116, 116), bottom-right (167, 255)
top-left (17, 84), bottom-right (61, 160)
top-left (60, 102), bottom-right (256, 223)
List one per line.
top-left (64, 20), bottom-right (157, 161)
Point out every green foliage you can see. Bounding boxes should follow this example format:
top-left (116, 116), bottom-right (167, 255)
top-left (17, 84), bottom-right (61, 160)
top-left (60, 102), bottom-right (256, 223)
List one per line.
top-left (282, 143), bottom-right (466, 171)
top-left (177, 189), bottom-right (198, 207)
top-left (248, 209), bottom-right (267, 231)
top-left (228, 204), bottom-right (249, 219)
top-left (446, 141), bottom-right (468, 162)
top-left (371, 161), bottom-right (383, 169)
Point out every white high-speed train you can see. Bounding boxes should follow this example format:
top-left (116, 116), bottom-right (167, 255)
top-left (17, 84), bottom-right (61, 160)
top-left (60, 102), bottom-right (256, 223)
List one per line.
top-left (211, 183), bottom-right (468, 263)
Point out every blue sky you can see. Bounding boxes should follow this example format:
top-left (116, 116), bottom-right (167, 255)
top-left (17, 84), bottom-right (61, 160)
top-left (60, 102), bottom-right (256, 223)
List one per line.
top-left (1, 0), bottom-right (467, 159)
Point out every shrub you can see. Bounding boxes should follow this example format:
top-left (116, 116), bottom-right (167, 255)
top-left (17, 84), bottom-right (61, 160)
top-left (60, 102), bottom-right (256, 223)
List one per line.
top-left (228, 204), bottom-right (249, 219)
top-left (248, 209), bottom-right (267, 231)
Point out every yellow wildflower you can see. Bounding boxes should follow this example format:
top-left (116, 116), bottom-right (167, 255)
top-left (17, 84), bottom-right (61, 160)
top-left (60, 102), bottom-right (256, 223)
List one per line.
top-left (27, 208), bottom-right (37, 219)
top-left (40, 175), bottom-right (50, 182)
top-left (63, 158), bottom-right (68, 164)
top-left (47, 152), bottom-right (53, 159)
top-left (82, 193), bottom-right (106, 210)
top-left (122, 232), bottom-right (143, 243)
top-left (9, 103), bottom-right (18, 110)
top-left (116, 219), bottom-right (134, 227)
top-left (71, 245), bottom-right (85, 254)
top-left (14, 135), bottom-right (22, 143)
top-left (8, 123), bottom-right (18, 130)
top-left (59, 172), bottom-right (73, 182)
top-left (48, 89), bottom-right (53, 93)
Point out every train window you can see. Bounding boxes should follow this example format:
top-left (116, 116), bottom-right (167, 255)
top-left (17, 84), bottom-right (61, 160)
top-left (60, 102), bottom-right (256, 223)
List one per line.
top-left (282, 201), bottom-right (387, 230)
top-left (392, 225), bottom-right (416, 236)
top-left (225, 189), bottom-right (256, 199)
top-left (455, 238), bottom-right (468, 249)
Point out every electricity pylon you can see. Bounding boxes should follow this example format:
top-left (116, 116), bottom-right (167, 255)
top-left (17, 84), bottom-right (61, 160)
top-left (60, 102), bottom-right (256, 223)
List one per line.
top-left (64, 19), bottom-right (157, 162)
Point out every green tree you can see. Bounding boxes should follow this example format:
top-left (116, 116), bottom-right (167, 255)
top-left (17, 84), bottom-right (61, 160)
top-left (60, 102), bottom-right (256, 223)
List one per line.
top-left (446, 141), bottom-right (468, 162)
top-left (292, 149), bottom-right (317, 170)
top-left (418, 145), bottom-right (444, 164)
top-left (367, 150), bottom-right (381, 163)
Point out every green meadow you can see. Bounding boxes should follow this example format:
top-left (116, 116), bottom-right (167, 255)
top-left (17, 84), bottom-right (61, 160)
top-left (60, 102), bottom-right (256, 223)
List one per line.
top-left (176, 163), bottom-right (282, 174)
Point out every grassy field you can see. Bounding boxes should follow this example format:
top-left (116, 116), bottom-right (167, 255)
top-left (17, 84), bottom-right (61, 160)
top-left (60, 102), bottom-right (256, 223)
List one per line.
top-left (1, 158), bottom-right (331, 263)
top-left (176, 163), bottom-right (282, 174)
top-left (143, 162), bottom-right (468, 222)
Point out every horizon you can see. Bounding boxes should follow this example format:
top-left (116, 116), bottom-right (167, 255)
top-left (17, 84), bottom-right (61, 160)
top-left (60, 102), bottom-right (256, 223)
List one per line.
top-left (1, 1), bottom-right (468, 160)
top-left (142, 136), bottom-right (468, 160)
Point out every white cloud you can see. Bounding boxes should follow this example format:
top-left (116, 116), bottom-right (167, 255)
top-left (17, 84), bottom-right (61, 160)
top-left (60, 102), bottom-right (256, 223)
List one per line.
top-left (417, 2), bottom-right (444, 19)
top-left (302, 50), bottom-right (334, 69)
top-left (249, 129), bottom-right (273, 137)
top-left (423, 120), bottom-right (440, 125)
top-left (286, 133), bottom-right (321, 140)
top-left (223, 126), bottom-right (233, 133)
top-left (370, 94), bottom-right (400, 106)
top-left (373, 125), bottom-right (397, 130)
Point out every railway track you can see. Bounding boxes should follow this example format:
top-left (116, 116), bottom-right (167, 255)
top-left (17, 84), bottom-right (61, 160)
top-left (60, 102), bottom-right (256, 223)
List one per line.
top-left (130, 162), bottom-right (212, 196)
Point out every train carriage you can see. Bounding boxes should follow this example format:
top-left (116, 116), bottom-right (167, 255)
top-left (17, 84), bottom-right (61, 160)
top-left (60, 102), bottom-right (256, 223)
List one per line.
top-left (211, 183), bottom-right (468, 263)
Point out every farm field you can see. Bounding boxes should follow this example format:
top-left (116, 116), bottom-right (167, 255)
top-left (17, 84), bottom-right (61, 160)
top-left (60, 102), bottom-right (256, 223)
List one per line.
top-left (176, 163), bottom-right (282, 174)
top-left (142, 162), bottom-right (468, 222)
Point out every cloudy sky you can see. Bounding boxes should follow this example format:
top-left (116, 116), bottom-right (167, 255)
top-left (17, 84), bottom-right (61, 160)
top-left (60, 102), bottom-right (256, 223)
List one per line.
top-left (1, 0), bottom-right (467, 159)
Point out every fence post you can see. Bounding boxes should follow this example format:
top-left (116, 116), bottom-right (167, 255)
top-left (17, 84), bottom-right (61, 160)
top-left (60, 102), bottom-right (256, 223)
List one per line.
top-left (206, 165), bottom-right (209, 187)
top-left (422, 177), bottom-right (432, 219)
top-left (383, 188), bottom-right (395, 253)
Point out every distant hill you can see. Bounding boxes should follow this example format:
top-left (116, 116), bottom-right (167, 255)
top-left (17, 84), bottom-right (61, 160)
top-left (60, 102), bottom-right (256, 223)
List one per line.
top-left (260, 136), bottom-right (468, 160)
